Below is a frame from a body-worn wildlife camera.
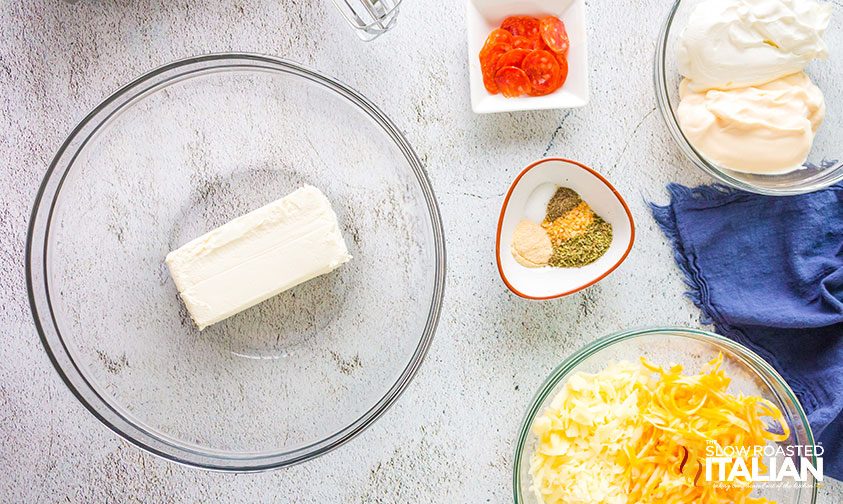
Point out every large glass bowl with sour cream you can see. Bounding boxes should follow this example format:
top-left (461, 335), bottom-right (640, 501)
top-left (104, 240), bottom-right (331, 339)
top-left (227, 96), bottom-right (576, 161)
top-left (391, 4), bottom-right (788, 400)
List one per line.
top-left (513, 327), bottom-right (816, 504)
top-left (655, 0), bottom-right (843, 195)
top-left (26, 54), bottom-right (445, 471)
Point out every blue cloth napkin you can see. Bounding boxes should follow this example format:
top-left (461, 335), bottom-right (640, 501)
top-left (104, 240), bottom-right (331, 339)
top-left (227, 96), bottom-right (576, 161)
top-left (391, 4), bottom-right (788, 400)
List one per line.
top-left (650, 183), bottom-right (843, 480)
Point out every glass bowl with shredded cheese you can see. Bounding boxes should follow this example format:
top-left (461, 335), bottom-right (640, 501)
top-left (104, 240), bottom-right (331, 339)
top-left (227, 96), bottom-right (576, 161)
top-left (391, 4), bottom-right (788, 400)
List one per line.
top-left (513, 327), bottom-right (817, 504)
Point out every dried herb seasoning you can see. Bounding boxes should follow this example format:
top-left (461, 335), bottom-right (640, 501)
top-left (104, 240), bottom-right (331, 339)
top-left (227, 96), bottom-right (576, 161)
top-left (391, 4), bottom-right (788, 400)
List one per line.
top-left (548, 217), bottom-right (613, 267)
top-left (510, 185), bottom-right (613, 269)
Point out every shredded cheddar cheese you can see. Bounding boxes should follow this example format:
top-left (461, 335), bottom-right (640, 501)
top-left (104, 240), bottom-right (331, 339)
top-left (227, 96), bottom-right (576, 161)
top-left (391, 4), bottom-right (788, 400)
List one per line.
top-left (528, 355), bottom-right (790, 504)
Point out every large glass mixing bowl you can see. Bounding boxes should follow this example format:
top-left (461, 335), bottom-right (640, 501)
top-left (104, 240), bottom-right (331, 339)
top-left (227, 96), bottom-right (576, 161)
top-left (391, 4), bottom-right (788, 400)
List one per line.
top-left (655, 0), bottom-right (843, 195)
top-left (26, 54), bottom-right (445, 471)
top-left (514, 327), bottom-right (816, 504)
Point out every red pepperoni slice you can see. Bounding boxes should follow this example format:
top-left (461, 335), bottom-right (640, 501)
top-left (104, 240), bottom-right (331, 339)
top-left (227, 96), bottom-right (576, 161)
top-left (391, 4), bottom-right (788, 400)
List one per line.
top-left (500, 16), bottom-right (540, 39)
top-left (555, 54), bottom-right (569, 89)
top-left (480, 28), bottom-right (512, 59)
top-left (522, 50), bottom-right (563, 96)
top-left (495, 66), bottom-right (532, 98)
top-left (510, 36), bottom-right (532, 50)
top-left (534, 37), bottom-right (550, 52)
top-left (481, 63), bottom-right (497, 93)
top-left (480, 42), bottom-right (511, 68)
top-left (480, 42), bottom-right (511, 93)
top-left (513, 36), bottom-right (549, 51)
top-left (539, 16), bottom-right (569, 55)
top-left (495, 48), bottom-right (531, 73)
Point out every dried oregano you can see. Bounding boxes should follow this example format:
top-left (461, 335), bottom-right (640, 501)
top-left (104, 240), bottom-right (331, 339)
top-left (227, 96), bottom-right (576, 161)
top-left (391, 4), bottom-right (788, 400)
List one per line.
top-left (548, 217), bottom-right (613, 268)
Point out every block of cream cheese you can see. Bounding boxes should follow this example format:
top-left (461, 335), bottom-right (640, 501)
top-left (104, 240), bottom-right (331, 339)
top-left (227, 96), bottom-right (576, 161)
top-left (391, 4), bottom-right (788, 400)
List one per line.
top-left (165, 185), bottom-right (352, 330)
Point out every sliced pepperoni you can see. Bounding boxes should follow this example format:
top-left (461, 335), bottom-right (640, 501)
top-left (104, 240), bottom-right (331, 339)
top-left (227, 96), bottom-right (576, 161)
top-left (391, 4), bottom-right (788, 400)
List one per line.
top-left (539, 16), bottom-right (569, 55)
top-left (522, 50), bottom-right (563, 96)
top-left (495, 48), bottom-right (531, 73)
top-left (500, 16), bottom-right (540, 39)
top-left (480, 28), bottom-right (512, 59)
top-left (481, 42), bottom-right (511, 66)
top-left (495, 66), bottom-right (532, 98)
top-left (482, 68), bottom-right (498, 94)
top-left (555, 54), bottom-right (569, 89)
top-left (482, 61), bottom-right (497, 93)
top-left (510, 36), bottom-right (532, 50)
top-left (513, 36), bottom-right (550, 51)
top-left (480, 42), bottom-right (512, 93)
top-left (534, 37), bottom-right (550, 52)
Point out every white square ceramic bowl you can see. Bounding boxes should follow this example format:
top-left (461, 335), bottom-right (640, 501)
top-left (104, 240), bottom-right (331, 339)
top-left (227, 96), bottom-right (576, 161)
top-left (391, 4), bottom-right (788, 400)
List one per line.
top-left (466, 0), bottom-right (589, 114)
top-left (496, 158), bottom-right (634, 299)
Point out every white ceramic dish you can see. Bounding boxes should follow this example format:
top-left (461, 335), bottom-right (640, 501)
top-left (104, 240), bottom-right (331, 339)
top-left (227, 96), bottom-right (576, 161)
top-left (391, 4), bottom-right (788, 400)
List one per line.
top-left (466, 0), bottom-right (589, 114)
top-left (496, 158), bottom-right (634, 299)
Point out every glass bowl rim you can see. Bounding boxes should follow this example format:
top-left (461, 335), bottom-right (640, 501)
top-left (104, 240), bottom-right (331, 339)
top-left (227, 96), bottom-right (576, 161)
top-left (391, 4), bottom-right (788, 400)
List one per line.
top-left (653, 0), bottom-right (843, 196)
top-left (511, 326), bottom-right (817, 503)
top-left (25, 52), bottom-right (447, 472)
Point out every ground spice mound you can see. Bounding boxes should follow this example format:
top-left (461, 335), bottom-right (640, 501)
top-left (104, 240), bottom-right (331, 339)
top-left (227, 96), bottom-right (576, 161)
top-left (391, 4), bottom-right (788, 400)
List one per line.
top-left (511, 219), bottom-right (553, 268)
top-left (510, 186), bottom-right (613, 269)
top-left (545, 187), bottom-right (581, 221)
top-left (548, 217), bottom-right (612, 267)
top-left (541, 201), bottom-right (594, 246)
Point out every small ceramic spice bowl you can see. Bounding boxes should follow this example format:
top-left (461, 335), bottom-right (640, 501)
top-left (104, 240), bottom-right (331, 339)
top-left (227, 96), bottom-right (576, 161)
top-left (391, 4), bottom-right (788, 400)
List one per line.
top-left (496, 158), bottom-right (635, 299)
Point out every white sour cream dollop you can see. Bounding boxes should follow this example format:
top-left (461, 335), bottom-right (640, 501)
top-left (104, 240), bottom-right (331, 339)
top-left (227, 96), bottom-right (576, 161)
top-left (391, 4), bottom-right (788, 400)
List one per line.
top-left (678, 0), bottom-right (832, 90)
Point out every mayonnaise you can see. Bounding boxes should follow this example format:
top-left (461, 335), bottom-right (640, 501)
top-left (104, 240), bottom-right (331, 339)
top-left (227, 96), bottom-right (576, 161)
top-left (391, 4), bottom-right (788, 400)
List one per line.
top-left (678, 0), bottom-right (832, 90)
top-left (677, 72), bottom-right (826, 174)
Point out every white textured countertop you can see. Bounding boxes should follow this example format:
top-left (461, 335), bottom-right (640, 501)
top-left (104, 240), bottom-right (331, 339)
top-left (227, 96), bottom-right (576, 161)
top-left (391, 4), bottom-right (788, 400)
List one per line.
top-left (1, 0), bottom-right (841, 501)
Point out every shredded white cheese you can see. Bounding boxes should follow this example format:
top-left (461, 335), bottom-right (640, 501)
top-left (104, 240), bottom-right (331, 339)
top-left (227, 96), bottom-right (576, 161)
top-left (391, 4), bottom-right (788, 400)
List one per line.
top-left (529, 362), bottom-right (650, 504)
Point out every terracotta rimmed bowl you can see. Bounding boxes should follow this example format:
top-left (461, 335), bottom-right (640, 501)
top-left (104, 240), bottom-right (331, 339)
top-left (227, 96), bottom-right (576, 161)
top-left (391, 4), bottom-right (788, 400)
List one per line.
top-left (496, 158), bottom-right (634, 299)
